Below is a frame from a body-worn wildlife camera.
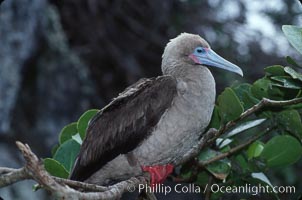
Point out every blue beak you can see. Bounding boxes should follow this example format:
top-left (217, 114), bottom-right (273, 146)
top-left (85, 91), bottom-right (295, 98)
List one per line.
top-left (191, 48), bottom-right (243, 76)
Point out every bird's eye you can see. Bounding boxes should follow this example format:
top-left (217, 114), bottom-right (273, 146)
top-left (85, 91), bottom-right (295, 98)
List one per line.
top-left (196, 48), bottom-right (204, 54)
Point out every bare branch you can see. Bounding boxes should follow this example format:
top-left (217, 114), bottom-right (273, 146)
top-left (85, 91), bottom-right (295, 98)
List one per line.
top-left (53, 177), bottom-right (108, 192)
top-left (0, 167), bottom-right (29, 187)
top-left (178, 97), bottom-right (302, 166)
top-left (0, 141), bottom-right (149, 200)
top-left (208, 97), bottom-right (302, 144)
top-left (205, 175), bottom-right (214, 200)
top-left (0, 167), bottom-right (19, 174)
top-left (1, 97), bottom-right (302, 199)
top-left (199, 127), bottom-right (273, 167)
top-left (173, 97), bottom-right (302, 182)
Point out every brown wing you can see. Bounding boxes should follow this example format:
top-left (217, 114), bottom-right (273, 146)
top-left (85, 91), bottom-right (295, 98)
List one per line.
top-left (69, 76), bottom-right (177, 181)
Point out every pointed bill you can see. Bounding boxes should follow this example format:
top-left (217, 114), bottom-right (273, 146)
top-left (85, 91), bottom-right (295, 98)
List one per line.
top-left (191, 48), bottom-right (243, 76)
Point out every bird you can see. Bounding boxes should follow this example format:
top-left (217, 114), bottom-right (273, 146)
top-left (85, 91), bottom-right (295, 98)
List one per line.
top-left (69, 33), bottom-right (243, 186)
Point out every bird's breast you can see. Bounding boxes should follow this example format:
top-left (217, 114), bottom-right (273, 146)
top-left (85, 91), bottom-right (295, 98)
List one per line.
top-left (134, 67), bottom-right (216, 165)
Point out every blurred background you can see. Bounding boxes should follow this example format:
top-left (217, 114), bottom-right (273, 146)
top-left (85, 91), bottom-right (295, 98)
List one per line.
top-left (0, 0), bottom-right (302, 199)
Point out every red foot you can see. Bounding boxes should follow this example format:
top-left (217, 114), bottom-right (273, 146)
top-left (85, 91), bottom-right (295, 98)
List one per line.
top-left (142, 164), bottom-right (174, 186)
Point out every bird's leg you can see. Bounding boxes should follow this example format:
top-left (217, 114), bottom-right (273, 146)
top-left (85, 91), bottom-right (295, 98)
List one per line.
top-left (141, 164), bottom-right (174, 186)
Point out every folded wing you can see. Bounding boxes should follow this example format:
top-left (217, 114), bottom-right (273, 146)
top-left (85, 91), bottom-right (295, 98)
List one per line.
top-left (69, 76), bottom-right (177, 181)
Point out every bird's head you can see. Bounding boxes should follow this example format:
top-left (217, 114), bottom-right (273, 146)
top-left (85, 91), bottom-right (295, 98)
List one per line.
top-left (161, 33), bottom-right (243, 77)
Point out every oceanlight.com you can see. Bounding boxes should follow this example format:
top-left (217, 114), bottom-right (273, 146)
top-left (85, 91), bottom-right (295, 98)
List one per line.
top-left (131, 183), bottom-right (296, 196)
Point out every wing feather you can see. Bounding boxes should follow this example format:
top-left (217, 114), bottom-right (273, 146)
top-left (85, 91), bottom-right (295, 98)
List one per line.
top-left (69, 75), bottom-right (177, 181)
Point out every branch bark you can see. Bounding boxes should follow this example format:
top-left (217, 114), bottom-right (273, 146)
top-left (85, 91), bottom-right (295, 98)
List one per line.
top-left (173, 97), bottom-right (302, 182)
top-left (208, 97), bottom-right (302, 144)
top-left (0, 141), bottom-right (148, 200)
top-left (1, 97), bottom-right (302, 199)
top-left (0, 167), bottom-right (30, 187)
top-left (199, 127), bottom-right (273, 167)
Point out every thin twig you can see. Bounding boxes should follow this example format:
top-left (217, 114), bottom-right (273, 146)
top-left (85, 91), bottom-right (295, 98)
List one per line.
top-left (53, 176), bottom-right (108, 192)
top-left (0, 167), bottom-right (20, 174)
top-left (178, 97), bottom-right (302, 167)
top-left (208, 97), bottom-right (302, 144)
top-left (205, 175), bottom-right (213, 200)
top-left (0, 167), bottom-right (30, 187)
top-left (199, 127), bottom-right (273, 167)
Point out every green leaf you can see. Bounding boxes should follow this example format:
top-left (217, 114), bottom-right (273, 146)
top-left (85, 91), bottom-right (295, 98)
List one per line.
top-left (251, 78), bottom-right (271, 99)
top-left (180, 171), bottom-right (192, 180)
top-left (198, 149), bottom-right (231, 180)
top-left (261, 135), bottom-right (302, 167)
top-left (264, 65), bottom-right (285, 76)
top-left (216, 138), bottom-right (232, 149)
top-left (77, 109), bottom-right (99, 139)
top-left (286, 56), bottom-right (302, 69)
top-left (267, 85), bottom-right (286, 100)
top-left (51, 144), bottom-right (60, 157)
top-left (282, 25), bottom-right (302, 55)
top-left (207, 159), bottom-right (231, 180)
top-left (44, 158), bottom-right (69, 178)
top-left (271, 82), bottom-right (300, 90)
top-left (72, 133), bottom-right (83, 145)
top-left (59, 122), bottom-right (78, 145)
top-left (284, 66), bottom-right (302, 82)
top-left (225, 118), bottom-right (266, 138)
top-left (217, 88), bottom-right (244, 123)
top-left (233, 83), bottom-right (258, 110)
top-left (208, 105), bottom-right (220, 129)
top-left (247, 141), bottom-right (265, 160)
top-left (180, 161), bottom-right (193, 176)
top-left (220, 145), bottom-right (231, 153)
top-left (54, 139), bottom-right (81, 172)
top-left (270, 76), bottom-right (302, 89)
top-left (242, 90), bottom-right (260, 110)
top-left (251, 172), bottom-right (273, 188)
top-left (247, 173), bottom-right (279, 199)
top-left (276, 109), bottom-right (302, 139)
top-left (232, 83), bottom-right (252, 102)
top-left (195, 171), bottom-right (210, 186)
top-left (234, 154), bottom-right (249, 174)
top-left (252, 77), bottom-right (285, 100)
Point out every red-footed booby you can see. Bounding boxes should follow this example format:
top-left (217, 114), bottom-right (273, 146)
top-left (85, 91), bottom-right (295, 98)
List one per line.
top-left (69, 33), bottom-right (243, 186)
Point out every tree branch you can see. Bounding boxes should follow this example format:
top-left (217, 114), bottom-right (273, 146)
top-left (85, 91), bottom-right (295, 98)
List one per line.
top-left (52, 177), bottom-right (108, 192)
top-left (1, 97), bottom-right (302, 199)
top-left (0, 167), bottom-right (30, 187)
top-left (177, 97), bottom-right (302, 167)
top-left (173, 97), bottom-right (302, 182)
top-left (208, 97), bottom-right (302, 144)
top-left (0, 141), bottom-right (148, 200)
top-left (199, 127), bottom-right (273, 167)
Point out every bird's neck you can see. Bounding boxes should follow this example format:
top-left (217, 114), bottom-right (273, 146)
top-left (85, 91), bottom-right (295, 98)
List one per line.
top-left (165, 64), bottom-right (215, 92)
